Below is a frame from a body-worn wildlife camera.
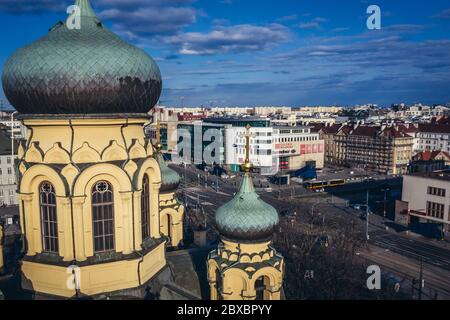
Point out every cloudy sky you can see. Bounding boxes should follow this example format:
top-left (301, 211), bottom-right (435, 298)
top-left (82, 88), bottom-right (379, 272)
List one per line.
top-left (0, 0), bottom-right (450, 108)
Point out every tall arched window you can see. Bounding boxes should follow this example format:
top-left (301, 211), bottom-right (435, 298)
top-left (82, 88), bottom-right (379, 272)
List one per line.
top-left (92, 181), bottom-right (115, 253)
top-left (141, 174), bottom-right (150, 241)
top-left (40, 182), bottom-right (58, 253)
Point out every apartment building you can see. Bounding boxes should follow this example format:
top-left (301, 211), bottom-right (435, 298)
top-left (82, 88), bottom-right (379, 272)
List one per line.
top-left (0, 132), bottom-right (18, 206)
top-left (396, 171), bottom-right (450, 237)
top-left (417, 122), bottom-right (450, 154)
top-left (315, 124), bottom-right (414, 174)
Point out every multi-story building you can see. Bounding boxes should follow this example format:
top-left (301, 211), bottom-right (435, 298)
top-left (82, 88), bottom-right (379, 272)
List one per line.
top-left (0, 120), bottom-right (27, 140)
top-left (315, 124), bottom-right (414, 174)
top-left (417, 122), bottom-right (450, 154)
top-left (395, 171), bottom-right (450, 237)
top-left (157, 117), bottom-right (325, 176)
top-left (409, 150), bottom-right (450, 173)
top-left (204, 117), bottom-right (274, 174)
top-left (272, 126), bottom-right (324, 173)
top-left (0, 131), bottom-right (18, 206)
top-left (346, 126), bottom-right (413, 175)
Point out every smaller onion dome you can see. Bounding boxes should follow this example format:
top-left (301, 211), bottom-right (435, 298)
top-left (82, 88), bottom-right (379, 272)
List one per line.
top-left (155, 151), bottom-right (181, 193)
top-left (215, 174), bottom-right (279, 242)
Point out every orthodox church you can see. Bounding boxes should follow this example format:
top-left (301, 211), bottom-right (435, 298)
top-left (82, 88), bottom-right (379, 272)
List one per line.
top-left (0, 0), bottom-right (283, 300)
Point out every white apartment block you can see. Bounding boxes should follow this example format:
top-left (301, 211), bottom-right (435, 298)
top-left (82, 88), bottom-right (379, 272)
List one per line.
top-left (418, 125), bottom-right (450, 154)
top-left (225, 126), bottom-right (275, 175)
top-left (0, 154), bottom-right (18, 206)
top-left (396, 172), bottom-right (450, 235)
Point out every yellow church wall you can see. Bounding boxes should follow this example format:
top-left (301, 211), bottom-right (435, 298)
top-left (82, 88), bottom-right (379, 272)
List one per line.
top-left (73, 167), bottom-right (133, 257)
top-left (22, 118), bottom-right (149, 165)
top-left (134, 158), bottom-right (163, 242)
top-left (159, 192), bottom-right (184, 247)
top-left (16, 117), bottom-right (183, 298)
top-left (20, 165), bottom-right (71, 259)
top-left (222, 240), bottom-right (271, 257)
top-left (21, 241), bottom-right (166, 298)
top-left (208, 239), bottom-right (284, 301)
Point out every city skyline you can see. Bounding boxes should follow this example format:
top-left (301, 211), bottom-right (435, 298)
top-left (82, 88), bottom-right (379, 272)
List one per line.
top-left (1, 0), bottom-right (450, 108)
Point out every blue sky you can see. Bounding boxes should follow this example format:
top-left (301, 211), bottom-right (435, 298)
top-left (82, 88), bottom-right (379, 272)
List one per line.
top-left (1, 0), bottom-right (450, 108)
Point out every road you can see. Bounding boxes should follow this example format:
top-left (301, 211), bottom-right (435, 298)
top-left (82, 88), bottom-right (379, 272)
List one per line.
top-left (359, 245), bottom-right (450, 299)
top-left (172, 164), bottom-right (450, 298)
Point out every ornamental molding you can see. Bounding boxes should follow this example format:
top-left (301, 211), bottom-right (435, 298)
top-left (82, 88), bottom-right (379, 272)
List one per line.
top-left (101, 140), bottom-right (128, 161)
top-left (72, 142), bottom-right (101, 163)
top-left (128, 139), bottom-right (146, 160)
top-left (44, 142), bottom-right (71, 164)
top-left (24, 142), bottom-right (44, 163)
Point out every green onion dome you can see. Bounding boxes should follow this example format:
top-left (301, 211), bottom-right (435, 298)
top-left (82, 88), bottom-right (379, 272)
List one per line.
top-left (155, 152), bottom-right (181, 193)
top-left (215, 174), bottom-right (279, 242)
top-left (1, 0), bottom-right (162, 115)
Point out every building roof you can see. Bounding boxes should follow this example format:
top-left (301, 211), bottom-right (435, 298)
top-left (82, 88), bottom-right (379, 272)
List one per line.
top-left (410, 170), bottom-right (450, 182)
top-left (396, 124), bottom-right (419, 134)
top-left (204, 117), bottom-right (270, 127)
top-left (414, 150), bottom-right (450, 161)
top-left (418, 123), bottom-right (450, 134)
top-left (381, 127), bottom-right (412, 138)
top-left (272, 125), bottom-right (310, 130)
top-left (2, 0), bottom-right (161, 115)
top-left (310, 123), bottom-right (341, 134)
top-left (350, 126), bottom-right (380, 137)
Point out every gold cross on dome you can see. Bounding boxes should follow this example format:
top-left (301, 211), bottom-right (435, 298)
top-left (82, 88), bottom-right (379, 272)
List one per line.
top-left (238, 124), bottom-right (256, 172)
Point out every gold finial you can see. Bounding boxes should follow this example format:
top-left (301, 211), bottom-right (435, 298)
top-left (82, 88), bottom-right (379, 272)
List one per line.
top-left (240, 124), bottom-right (254, 173)
top-left (155, 119), bottom-right (163, 151)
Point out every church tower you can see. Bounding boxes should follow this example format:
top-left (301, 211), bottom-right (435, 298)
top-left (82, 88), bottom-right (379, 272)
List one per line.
top-left (154, 122), bottom-right (184, 248)
top-left (207, 125), bottom-right (284, 300)
top-left (2, 0), bottom-right (169, 298)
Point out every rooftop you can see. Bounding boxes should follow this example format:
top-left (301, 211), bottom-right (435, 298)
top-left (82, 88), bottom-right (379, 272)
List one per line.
top-left (410, 170), bottom-right (450, 182)
top-left (272, 125), bottom-right (310, 130)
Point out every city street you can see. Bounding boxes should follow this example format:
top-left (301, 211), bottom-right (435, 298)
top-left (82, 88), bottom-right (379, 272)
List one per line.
top-left (172, 164), bottom-right (450, 299)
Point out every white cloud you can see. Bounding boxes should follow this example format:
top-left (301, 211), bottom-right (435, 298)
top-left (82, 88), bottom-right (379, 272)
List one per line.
top-left (165, 24), bottom-right (291, 55)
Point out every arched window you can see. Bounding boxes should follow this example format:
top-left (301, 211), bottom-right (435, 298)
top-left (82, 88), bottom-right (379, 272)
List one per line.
top-left (92, 181), bottom-right (115, 253)
top-left (141, 174), bottom-right (150, 241)
top-left (40, 182), bottom-right (58, 253)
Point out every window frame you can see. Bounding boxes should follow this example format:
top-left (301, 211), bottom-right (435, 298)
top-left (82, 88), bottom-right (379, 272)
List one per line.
top-left (92, 181), bottom-right (115, 254)
top-left (141, 174), bottom-right (151, 241)
top-left (39, 181), bottom-right (59, 254)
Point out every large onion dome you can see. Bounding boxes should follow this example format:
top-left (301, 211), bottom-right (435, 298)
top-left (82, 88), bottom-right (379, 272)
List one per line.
top-left (1, 0), bottom-right (162, 115)
top-left (215, 174), bottom-right (279, 242)
top-left (155, 152), bottom-right (181, 193)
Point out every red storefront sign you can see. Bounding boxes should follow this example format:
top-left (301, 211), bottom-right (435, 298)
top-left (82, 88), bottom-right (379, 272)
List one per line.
top-left (299, 143), bottom-right (324, 155)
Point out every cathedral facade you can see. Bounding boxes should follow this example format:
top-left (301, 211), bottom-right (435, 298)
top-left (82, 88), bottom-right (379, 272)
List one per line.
top-left (1, 0), bottom-right (184, 298)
